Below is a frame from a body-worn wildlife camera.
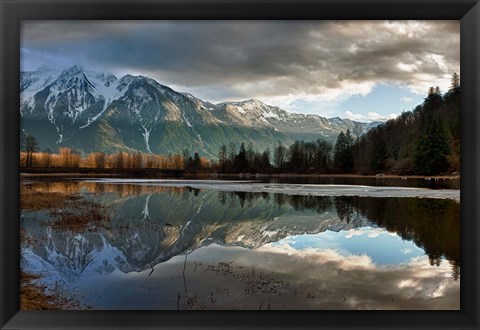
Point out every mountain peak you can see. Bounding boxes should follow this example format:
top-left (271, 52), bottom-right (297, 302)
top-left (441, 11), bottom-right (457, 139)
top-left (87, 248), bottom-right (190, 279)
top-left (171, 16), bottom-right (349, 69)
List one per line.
top-left (62, 65), bottom-right (86, 75)
top-left (20, 65), bottom-right (382, 156)
top-left (237, 98), bottom-right (269, 108)
top-left (35, 65), bottom-right (54, 73)
top-left (57, 65), bottom-right (85, 79)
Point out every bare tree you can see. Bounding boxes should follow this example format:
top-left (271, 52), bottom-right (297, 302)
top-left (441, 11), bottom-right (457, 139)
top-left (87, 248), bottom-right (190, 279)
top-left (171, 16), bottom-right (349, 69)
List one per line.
top-left (41, 148), bottom-right (53, 168)
top-left (94, 152), bottom-right (106, 169)
top-left (23, 134), bottom-right (39, 168)
top-left (218, 145), bottom-right (227, 172)
top-left (59, 147), bottom-right (72, 167)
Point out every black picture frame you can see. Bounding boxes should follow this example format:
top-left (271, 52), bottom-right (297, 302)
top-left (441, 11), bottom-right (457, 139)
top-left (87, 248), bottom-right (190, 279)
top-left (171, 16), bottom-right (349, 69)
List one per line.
top-left (1, 0), bottom-right (479, 329)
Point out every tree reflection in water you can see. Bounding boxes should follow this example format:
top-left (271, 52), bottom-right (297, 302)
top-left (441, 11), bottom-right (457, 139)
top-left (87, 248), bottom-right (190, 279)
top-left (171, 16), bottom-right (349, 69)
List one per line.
top-left (214, 190), bottom-right (460, 280)
top-left (22, 180), bottom-right (460, 280)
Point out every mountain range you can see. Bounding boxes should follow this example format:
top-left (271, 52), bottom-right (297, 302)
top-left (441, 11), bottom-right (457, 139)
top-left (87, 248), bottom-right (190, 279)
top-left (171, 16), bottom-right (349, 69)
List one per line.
top-left (20, 65), bottom-right (381, 157)
top-left (21, 189), bottom-right (371, 280)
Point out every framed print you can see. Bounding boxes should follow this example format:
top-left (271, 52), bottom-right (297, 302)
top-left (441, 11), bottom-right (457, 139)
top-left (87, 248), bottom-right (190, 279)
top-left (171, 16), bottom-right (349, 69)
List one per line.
top-left (1, 0), bottom-right (479, 329)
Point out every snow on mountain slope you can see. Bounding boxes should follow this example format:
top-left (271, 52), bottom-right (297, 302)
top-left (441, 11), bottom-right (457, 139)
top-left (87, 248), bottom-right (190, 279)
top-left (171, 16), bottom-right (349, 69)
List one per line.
top-left (21, 65), bottom-right (121, 126)
top-left (21, 189), bottom-right (372, 282)
top-left (20, 65), bottom-right (382, 155)
top-left (20, 66), bottom-right (60, 112)
top-left (213, 99), bottom-right (371, 139)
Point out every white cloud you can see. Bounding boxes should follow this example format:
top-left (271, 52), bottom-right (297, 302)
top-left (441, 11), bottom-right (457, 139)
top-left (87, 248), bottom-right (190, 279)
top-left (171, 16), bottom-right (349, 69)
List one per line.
top-left (23, 20), bottom-right (459, 105)
top-left (344, 111), bottom-right (398, 123)
top-left (258, 244), bottom-right (375, 270)
top-left (397, 62), bottom-right (418, 73)
top-left (401, 96), bottom-right (413, 103)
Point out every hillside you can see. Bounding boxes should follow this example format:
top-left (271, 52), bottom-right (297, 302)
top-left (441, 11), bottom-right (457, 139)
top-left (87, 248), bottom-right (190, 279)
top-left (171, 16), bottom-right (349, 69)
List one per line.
top-left (20, 66), bottom-right (380, 157)
top-left (353, 83), bottom-right (460, 175)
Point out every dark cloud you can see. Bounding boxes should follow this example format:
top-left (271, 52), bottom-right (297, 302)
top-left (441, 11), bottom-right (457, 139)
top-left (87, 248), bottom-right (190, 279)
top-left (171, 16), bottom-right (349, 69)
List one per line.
top-left (21, 20), bottom-right (459, 104)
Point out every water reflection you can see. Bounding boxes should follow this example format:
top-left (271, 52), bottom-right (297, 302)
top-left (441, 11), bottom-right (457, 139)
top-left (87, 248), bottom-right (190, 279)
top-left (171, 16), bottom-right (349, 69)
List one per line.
top-left (73, 244), bottom-right (459, 310)
top-left (222, 175), bottom-right (460, 189)
top-left (20, 180), bottom-right (460, 309)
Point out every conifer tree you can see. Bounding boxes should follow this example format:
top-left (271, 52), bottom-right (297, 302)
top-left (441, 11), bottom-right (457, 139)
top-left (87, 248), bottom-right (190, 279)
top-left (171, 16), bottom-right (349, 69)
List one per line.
top-left (334, 130), bottom-right (354, 173)
top-left (414, 116), bottom-right (451, 174)
top-left (192, 152), bottom-right (201, 169)
top-left (450, 72), bottom-right (460, 92)
top-left (370, 138), bottom-right (388, 171)
top-left (234, 143), bottom-right (248, 171)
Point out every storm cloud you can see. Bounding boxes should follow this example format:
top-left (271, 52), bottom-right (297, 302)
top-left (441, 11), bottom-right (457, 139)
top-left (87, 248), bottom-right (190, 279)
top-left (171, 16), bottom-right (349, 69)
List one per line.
top-left (21, 20), bottom-right (460, 114)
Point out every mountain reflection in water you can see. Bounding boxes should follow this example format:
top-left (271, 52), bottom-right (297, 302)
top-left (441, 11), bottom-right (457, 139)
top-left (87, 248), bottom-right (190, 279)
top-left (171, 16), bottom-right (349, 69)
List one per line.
top-left (20, 180), bottom-right (460, 310)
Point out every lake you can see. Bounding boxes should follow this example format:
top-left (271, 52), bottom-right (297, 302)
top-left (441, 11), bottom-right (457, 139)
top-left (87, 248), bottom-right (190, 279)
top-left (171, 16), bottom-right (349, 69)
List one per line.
top-left (20, 178), bottom-right (460, 310)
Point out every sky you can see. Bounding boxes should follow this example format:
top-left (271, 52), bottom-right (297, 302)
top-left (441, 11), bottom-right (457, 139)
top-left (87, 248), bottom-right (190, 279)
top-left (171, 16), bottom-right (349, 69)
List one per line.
top-left (21, 20), bottom-right (460, 122)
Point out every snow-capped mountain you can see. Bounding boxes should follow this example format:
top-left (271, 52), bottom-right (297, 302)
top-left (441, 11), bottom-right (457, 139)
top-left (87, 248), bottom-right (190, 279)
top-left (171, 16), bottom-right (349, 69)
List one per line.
top-left (20, 66), bottom-right (382, 156)
top-left (21, 190), bottom-right (372, 280)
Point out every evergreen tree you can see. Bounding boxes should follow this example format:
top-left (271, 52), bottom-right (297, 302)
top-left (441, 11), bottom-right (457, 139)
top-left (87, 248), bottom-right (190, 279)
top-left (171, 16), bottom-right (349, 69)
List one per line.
top-left (239, 143), bottom-right (246, 156)
top-left (450, 72), bottom-right (460, 93)
top-left (334, 132), bottom-right (346, 171)
top-left (246, 142), bottom-right (255, 170)
top-left (368, 127), bottom-right (388, 171)
top-left (260, 149), bottom-right (271, 169)
top-left (370, 138), bottom-right (388, 171)
top-left (288, 141), bottom-right (304, 171)
top-left (234, 143), bottom-right (248, 171)
top-left (334, 130), bottom-right (354, 173)
top-left (344, 130), bottom-right (355, 171)
top-left (414, 117), bottom-right (451, 175)
top-left (425, 86), bottom-right (443, 112)
top-left (192, 152), bottom-right (201, 169)
top-left (316, 139), bottom-right (332, 171)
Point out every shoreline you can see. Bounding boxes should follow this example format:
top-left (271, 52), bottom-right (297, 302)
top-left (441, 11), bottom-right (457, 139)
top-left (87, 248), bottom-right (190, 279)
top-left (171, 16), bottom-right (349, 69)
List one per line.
top-left (20, 171), bottom-right (460, 180)
top-left (216, 173), bottom-right (460, 180)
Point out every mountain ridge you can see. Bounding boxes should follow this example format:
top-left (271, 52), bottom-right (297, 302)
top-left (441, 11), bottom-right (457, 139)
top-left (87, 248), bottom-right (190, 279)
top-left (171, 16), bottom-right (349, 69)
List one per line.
top-left (20, 66), bottom-right (382, 157)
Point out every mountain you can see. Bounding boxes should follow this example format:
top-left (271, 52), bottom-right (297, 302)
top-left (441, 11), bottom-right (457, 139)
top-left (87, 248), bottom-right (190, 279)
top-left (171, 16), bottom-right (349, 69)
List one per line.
top-left (21, 189), bottom-right (372, 280)
top-left (20, 66), bottom-right (382, 157)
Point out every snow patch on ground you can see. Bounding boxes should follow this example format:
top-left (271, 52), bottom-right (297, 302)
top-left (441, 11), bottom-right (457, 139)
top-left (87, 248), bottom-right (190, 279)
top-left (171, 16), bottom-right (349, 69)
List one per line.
top-left (141, 125), bottom-right (152, 153)
top-left (236, 106), bottom-right (246, 114)
top-left (82, 179), bottom-right (460, 202)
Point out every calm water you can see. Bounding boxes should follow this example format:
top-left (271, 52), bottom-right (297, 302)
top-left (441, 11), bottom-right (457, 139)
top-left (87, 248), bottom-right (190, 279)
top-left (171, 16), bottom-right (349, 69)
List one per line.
top-left (20, 179), bottom-right (460, 310)
top-left (221, 175), bottom-right (460, 189)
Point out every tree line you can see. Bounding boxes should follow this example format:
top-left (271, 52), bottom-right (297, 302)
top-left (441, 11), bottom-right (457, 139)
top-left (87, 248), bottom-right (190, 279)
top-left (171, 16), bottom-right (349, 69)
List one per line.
top-left (215, 73), bottom-right (460, 175)
top-left (216, 139), bottom-right (333, 173)
top-left (20, 143), bottom-right (211, 170)
top-left (21, 73), bottom-right (460, 176)
top-left (353, 73), bottom-right (460, 175)
top-left (215, 190), bottom-right (459, 280)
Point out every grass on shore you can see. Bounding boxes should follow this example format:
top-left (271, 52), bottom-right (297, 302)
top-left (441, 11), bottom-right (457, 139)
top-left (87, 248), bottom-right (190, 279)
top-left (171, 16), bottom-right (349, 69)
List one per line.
top-left (49, 200), bottom-right (110, 232)
top-left (21, 185), bottom-right (110, 232)
top-left (20, 272), bottom-right (79, 310)
top-left (20, 186), bottom-right (79, 211)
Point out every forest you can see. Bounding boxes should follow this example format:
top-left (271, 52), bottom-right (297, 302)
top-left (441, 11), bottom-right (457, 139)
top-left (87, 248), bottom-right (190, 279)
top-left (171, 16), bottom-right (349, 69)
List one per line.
top-left (20, 73), bottom-right (460, 176)
top-left (215, 73), bottom-right (460, 175)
